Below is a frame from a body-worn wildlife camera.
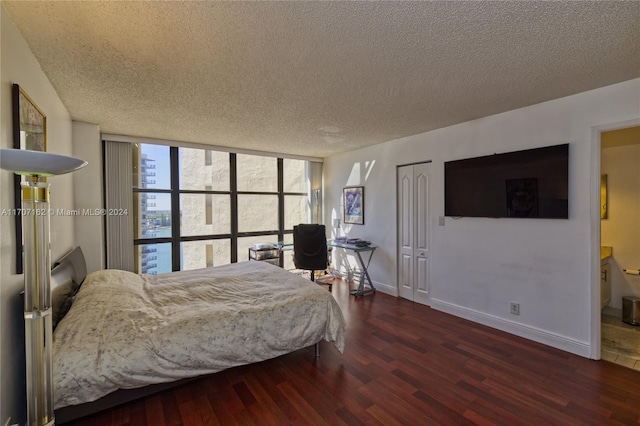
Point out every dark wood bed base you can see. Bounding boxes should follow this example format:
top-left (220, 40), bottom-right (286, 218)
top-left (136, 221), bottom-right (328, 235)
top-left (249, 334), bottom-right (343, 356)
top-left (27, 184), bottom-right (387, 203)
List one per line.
top-left (51, 247), bottom-right (323, 423)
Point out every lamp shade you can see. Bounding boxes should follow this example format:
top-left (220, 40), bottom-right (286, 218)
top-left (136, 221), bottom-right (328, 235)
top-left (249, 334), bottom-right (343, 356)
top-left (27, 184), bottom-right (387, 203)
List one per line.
top-left (0, 148), bottom-right (87, 176)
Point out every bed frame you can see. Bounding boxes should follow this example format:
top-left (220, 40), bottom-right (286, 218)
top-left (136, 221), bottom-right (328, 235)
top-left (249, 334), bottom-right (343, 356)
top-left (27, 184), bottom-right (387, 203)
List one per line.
top-left (55, 377), bottom-right (198, 423)
top-left (51, 247), bottom-right (322, 424)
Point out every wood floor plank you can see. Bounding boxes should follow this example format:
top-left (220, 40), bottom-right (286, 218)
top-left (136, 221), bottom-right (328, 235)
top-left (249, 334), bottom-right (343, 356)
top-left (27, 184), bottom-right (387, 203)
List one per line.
top-left (276, 381), bottom-right (331, 425)
top-left (108, 404), bottom-right (128, 426)
top-left (161, 391), bottom-right (182, 426)
top-left (128, 399), bottom-right (147, 426)
top-left (144, 394), bottom-right (167, 426)
top-left (61, 279), bottom-right (640, 425)
top-left (190, 394), bottom-right (219, 426)
top-left (561, 401), bottom-right (620, 426)
top-left (201, 375), bottom-right (240, 426)
top-left (411, 389), bottom-right (476, 426)
top-left (357, 373), bottom-right (445, 424)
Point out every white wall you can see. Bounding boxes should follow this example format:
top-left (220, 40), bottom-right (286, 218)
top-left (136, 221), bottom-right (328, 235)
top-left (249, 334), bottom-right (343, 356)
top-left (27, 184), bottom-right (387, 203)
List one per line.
top-left (601, 143), bottom-right (640, 309)
top-left (324, 78), bottom-right (640, 358)
top-left (72, 121), bottom-right (104, 274)
top-left (1, 6), bottom-right (75, 424)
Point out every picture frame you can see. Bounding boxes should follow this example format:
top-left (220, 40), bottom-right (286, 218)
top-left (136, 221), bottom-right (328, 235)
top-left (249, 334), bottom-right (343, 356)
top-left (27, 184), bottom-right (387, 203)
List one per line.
top-left (343, 186), bottom-right (364, 225)
top-left (13, 84), bottom-right (47, 152)
top-left (12, 83), bottom-right (47, 274)
top-left (600, 174), bottom-right (608, 219)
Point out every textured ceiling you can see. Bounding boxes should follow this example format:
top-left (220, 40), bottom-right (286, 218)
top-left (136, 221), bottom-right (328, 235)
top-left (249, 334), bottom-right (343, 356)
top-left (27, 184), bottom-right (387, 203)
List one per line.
top-left (4, 1), bottom-right (640, 158)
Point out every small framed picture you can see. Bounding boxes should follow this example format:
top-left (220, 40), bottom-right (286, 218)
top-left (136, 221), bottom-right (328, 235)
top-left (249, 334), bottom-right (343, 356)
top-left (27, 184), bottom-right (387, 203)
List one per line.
top-left (343, 186), bottom-right (364, 225)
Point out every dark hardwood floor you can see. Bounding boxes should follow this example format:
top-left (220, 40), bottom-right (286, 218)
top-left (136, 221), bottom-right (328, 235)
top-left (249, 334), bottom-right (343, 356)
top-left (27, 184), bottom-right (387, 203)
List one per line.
top-left (65, 279), bottom-right (640, 425)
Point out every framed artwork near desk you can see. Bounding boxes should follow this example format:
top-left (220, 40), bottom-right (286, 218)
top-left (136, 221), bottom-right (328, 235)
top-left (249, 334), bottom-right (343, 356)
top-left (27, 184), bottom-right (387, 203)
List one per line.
top-left (343, 186), bottom-right (364, 225)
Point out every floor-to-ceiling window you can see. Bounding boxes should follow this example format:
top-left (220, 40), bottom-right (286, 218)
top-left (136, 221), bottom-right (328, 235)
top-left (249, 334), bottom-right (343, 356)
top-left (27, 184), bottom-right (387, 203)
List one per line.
top-left (132, 142), bottom-right (310, 274)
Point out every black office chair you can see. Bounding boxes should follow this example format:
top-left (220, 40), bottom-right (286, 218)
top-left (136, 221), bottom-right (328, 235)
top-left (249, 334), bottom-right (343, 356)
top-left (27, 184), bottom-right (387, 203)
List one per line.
top-left (293, 224), bottom-right (332, 292)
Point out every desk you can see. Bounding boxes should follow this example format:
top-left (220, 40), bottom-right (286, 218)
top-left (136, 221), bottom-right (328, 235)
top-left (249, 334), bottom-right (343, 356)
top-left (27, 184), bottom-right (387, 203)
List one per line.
top-left (329, 241), bottom-right (377, 297)
top-left (278, 241), bottom-right (377, 297)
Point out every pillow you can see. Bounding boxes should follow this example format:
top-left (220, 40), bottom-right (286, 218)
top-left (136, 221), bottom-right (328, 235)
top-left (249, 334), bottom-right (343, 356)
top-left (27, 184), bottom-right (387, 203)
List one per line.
top-left (51, 278), bottom-right (75, 330)
top-left (53, 295), bottom-right (75, 330)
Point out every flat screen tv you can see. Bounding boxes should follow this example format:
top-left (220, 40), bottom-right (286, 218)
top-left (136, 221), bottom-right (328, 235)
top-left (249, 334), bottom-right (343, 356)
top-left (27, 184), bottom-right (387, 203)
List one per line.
top-left (444, 144), bottom-right (569, 218)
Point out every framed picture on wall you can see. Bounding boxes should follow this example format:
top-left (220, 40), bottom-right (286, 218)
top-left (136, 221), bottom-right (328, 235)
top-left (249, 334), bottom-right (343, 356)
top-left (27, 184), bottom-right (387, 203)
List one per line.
top-left (343, 186), bottom-right (364, 225)
top-left (12, 83), bottom-right (47, 274)
top-left (13, 84), bottom-right (47, 152)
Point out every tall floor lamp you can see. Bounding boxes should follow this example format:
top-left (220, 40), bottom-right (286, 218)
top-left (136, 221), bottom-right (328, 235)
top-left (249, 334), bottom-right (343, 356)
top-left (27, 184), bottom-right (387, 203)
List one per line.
top-left (0, 149), bottom-right (87, 426)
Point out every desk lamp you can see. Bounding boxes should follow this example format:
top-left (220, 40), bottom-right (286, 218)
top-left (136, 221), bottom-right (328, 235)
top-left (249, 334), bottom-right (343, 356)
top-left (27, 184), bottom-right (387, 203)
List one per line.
top-left (0, 148), bottom-right (87, 426)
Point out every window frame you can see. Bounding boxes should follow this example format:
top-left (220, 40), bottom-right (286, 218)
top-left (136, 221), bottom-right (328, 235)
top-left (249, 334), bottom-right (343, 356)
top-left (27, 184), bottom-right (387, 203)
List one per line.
top-left (133, 147), bottom-right (308, 272)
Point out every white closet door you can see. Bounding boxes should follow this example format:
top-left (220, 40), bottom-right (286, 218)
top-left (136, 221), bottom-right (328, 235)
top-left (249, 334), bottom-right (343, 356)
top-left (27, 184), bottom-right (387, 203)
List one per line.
top-left (398, 165), bottom-right (414, 300)
top-left (413, 162), bottom-right (431, 305)
top-left (397, 162), bottom-right (431, 304)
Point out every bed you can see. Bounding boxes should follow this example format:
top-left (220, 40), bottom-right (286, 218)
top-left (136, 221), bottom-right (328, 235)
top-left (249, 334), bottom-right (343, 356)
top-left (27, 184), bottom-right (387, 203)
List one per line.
top-left (50, 247), bottom-right (346, 422)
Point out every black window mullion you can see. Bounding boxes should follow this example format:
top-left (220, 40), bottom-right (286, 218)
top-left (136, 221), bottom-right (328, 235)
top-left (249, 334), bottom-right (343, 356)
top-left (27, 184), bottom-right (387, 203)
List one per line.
top-left (133, 188), bottom-right (172, 194)
top-left (237, 230), bottom-right (280, 238)
top-left (230, 153), bottom-right (238, 263)
top-left (278, 158), bottom-right (284, 242)
top-left (180, 234), bottom-right (232, 242)
top-left (277, 158), bottom-right (284, 266)
top-left (170, 146), bottom-right (180, 271)
top-left (236, 191), bottom-right (279, 196)
top-left (134, 237), bottom-right (172, 245)
top-left (179, 189), bottom-right (229, 196)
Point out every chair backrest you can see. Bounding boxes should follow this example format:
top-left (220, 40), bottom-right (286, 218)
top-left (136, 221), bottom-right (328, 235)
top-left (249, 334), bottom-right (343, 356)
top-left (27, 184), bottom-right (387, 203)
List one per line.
top-left (293, 224), bottom-right (328, 271)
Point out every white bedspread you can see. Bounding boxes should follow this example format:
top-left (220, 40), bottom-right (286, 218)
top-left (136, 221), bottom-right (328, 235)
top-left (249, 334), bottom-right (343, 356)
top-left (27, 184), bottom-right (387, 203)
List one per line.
top-left (53, 261), bottom-right (346, 409)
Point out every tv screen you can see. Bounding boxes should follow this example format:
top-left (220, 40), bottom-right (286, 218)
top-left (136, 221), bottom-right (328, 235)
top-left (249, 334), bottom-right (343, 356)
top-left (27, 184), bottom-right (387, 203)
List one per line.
top-left (444, 144), bottom-right (569, 219)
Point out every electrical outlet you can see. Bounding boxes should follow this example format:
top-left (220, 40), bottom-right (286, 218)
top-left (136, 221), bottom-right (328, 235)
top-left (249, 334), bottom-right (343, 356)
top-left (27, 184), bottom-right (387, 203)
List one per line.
top-left (510, 302), bottom-right (520, 315)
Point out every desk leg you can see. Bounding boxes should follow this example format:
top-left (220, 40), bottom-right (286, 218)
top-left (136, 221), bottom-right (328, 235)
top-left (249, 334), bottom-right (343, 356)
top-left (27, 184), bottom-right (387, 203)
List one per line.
top-left (350, 250), bottom-right (376, 297)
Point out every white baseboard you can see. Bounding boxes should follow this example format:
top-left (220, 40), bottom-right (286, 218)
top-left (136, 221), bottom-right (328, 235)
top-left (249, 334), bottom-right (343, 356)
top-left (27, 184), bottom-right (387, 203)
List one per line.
top-left (337, 272), bottom-right (397, 297)
top-left (429, 298), bottom-right (592, 358)
top-left (372, 281), bottom-right (397, 297)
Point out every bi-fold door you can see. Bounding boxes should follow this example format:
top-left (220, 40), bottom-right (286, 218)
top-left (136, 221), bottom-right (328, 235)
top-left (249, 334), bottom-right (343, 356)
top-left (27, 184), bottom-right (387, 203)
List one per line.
top-left (397, 162), bottom-right (431, 305)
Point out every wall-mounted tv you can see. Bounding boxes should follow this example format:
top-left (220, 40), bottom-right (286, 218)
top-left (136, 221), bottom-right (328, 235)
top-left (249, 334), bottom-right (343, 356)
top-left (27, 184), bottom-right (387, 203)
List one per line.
top-left (444, 144), bottom-right (569, 219)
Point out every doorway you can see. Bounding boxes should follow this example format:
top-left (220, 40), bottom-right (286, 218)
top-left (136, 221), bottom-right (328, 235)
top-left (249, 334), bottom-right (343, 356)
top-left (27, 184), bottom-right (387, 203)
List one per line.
top-left (599, 125), bottom-right (640, 369)
top-left (397, 162), bottom-right (431, 305)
